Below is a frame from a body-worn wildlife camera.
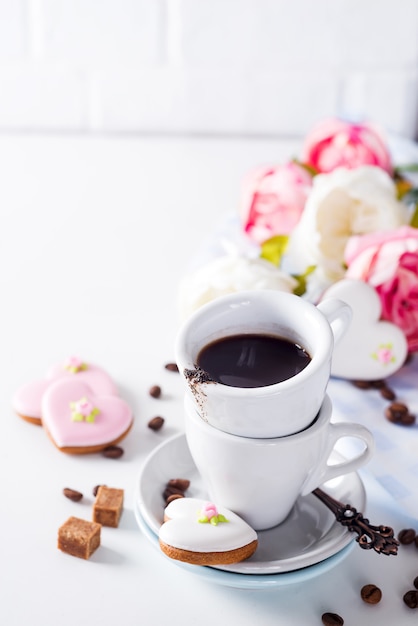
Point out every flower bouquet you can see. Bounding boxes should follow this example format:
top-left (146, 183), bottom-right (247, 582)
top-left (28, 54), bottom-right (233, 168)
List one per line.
top-left (179, 118), bottom-right (418, 364)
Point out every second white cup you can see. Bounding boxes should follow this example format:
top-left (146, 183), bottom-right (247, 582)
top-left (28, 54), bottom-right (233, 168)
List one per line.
top-left (184, 394), bottom-right (374, 530)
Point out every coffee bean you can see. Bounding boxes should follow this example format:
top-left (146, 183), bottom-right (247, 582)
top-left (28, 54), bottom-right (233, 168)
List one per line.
top-left (371, 379), bottom-right (385, 389)
top-left (149, 385), bottom-right (162, 398)
top-left (148, 416), bottom-right (165, 431)
top-left (102, 445), bottom-right (124, 459)
top-left (401, 412), bottom-right (416, 426)
top-left (360, 584), bottom-right (382, 604)
top-left (385, 402), bottom-right (410, 424)
top-left (403, 590), bottom-right (418, 609)
top-left (167, 478), bottom-right (190, 491)
top-left (388, 406), bottom-right (415, 425)
top-left (352, 380), bottom-right (372, 389)
top-left (92, 485), bottom-right (104, 497)
top-left (63, 487), bottom-right (83, 502)
top-left (398, 528), bottom-right (416, 544)
top-left (415, 536), bottom-right (418, 549)
top-left (414, 576), bottom-right (418, 590)
top-left (165, 493), bottom-right (184, 505)
top-left (321, 612), bottom-right (344, 625)
top-left (163, 485), bottom-right (185, 501)
top-left (164, 362), bottom-right (179, 372)
top-left (380, 386), bottom-right (396, 401)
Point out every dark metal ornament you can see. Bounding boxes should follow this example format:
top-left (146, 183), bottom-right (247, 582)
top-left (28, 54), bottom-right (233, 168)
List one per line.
top-left (313, 488), bottom-right (399, 556)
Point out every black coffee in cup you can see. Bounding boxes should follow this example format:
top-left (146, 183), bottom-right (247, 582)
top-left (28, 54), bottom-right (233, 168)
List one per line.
top-left (196, 333), bottom-right (311, 388)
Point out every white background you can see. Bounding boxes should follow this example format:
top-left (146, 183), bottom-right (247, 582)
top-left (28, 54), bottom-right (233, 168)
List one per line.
top-left (1, 133), bottom-right (418, 625)
top-left (1, 2), bottom-right (418, 622)
top-left (0, 0), bottom-right (416, 137)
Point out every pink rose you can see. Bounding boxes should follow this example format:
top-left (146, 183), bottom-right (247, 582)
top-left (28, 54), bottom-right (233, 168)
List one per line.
top-left (240, 162), bottom-right (312, 244)
top-left (345, 226), bottom-right (418, 352)
top-left (201, 502), bottom-right (218, 520)
top-left (76, 398), bottom-right (95, 417)
top-left (302, 118), bottom-right (392, 175)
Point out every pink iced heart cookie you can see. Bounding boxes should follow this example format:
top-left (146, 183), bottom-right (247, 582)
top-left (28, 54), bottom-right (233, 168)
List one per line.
top-left (13, 378), bottom-right (53, 426)
top-left (42, 378), bottom-right (133, 454)
top-left (321, 279), bottom-right (408, 380)
top-left (13, 356), bottom-right (118, 425)
top-left (159, 498), bottom-right (258, 566)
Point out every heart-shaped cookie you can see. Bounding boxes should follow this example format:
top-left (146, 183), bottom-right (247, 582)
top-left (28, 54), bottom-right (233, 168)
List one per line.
top-left (13, 356), bottom-right (118, 425)
top-left (159, 497), bottom-right (258, 565)
top-left (13, 378), bottom-right (52, 426)
top-left (321, 279), bottom-right (408, 380)
top-left (42, 378), bottom-right (133, 454)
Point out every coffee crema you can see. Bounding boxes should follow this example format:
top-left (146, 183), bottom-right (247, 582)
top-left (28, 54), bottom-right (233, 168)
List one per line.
top-left (196, 333), bottom-right (311, 388)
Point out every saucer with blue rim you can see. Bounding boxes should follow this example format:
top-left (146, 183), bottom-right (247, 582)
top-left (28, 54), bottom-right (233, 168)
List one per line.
top-left (134, 432), bottom-right (365, 585)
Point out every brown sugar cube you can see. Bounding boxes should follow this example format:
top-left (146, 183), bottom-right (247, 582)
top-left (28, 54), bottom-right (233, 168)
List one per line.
top-left (58, 516), bottom-right (101, 559)
top-left (93, 485), bottom-right (124, 528)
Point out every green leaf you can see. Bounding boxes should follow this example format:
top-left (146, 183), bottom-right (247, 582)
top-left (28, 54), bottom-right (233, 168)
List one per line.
top-left (292, 266), bottom-right (316, 296)
top-left (410, 203), bottom-right (418, 228)
top-left (260, 235), bottom-right (289, 266)
top-left (404, 188), bottom-right (418, 203)
top-left (291, 158), bottom-right (318, 177)
top-left (394, 163), bottom-right (418, 174)
top-left (395, 177), bottom-right (414, 199)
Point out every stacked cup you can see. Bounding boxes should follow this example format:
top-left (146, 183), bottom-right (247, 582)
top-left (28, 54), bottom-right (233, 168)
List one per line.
top-left (176, 291), bottom-right (374, 531)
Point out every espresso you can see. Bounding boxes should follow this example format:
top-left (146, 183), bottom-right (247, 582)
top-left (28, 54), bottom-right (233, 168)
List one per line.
top-left (196, 333), bottom-right (311, 388)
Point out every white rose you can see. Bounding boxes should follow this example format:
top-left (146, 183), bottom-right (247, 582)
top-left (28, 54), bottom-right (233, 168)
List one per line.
top-left (178, 255), bottom-right (297, 320)
top-left (286, 165), bottom-right (409, 284)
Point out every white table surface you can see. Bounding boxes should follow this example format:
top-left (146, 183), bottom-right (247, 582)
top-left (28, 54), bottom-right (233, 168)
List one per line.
top-left (1, 132), bottom-right (418, 626)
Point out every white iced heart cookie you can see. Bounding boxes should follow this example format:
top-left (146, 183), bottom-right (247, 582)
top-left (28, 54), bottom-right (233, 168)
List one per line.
top-left (321, 279), bottom-right (408, 380)
top-left (159, 498), bottom-right (258, 565)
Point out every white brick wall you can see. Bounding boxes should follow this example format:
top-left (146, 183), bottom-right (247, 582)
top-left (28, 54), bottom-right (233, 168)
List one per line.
top-left (0, 0), bottom-right (416, 137)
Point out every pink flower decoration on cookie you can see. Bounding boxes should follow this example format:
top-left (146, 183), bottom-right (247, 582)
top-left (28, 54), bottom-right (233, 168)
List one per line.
top-left (201, 502), bottom-right (218, 520)
top-left (198, 502), bottom-right (229, 526)
top-left (371, 344), bottom-right (396, 364)
top-left (302, 118), bottom-right (392, 174)
top-left (70, 397), bottom-right (100, 423)
top-left (64, 356), bottom-right (87, 373)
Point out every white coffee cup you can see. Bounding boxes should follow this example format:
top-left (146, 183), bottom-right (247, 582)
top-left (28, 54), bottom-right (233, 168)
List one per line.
top-left (184, 394), bottom-right (374, 530)
top-left (176, 290), bottom-right (352, 438)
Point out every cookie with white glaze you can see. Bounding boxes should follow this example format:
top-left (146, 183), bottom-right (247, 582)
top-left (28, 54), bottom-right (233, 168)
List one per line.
top-left (13, 356), bottom-right (118, 425)
top-left (159, 498), bottom-right (258, 566)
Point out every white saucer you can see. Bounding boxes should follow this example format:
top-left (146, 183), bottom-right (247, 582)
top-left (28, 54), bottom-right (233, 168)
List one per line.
top-left (135, 505), bottom-right (354, 589)
top-left (134, 432), bottom-right (366, 577)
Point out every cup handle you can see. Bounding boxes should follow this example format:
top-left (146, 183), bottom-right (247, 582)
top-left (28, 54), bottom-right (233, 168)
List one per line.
top-left (317, 298), bottom-right (352, 346)
top-left (300, 421), bottom-right (375, 496)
